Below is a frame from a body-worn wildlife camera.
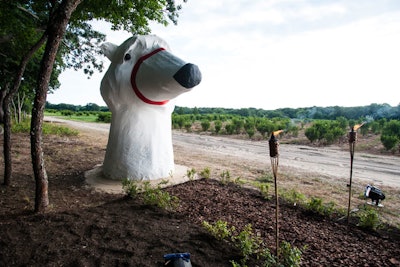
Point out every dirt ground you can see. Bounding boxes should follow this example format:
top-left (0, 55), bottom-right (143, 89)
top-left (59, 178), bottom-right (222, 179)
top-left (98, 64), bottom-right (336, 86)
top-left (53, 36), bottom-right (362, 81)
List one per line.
top-left (1, 126), bottom-right (400, 266)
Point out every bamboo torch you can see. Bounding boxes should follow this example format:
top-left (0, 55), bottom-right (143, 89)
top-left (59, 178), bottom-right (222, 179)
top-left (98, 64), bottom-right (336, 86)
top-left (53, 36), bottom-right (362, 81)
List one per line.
top-left (346, 123), bottom-right (364, 224)
top-left (269, 130), bottom-right (283, 258)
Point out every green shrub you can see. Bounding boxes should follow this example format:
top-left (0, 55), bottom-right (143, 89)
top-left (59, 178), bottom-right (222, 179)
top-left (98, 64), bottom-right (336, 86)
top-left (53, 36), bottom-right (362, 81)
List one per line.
top-left (278, 241), bottom-right (303, 267)
top-left (97, 112), bottom-right (112, 123)
top-left (202, 220), bottom-right (235, 241)
top-left (203, 220), bottom-right (303, 267)
top-left (214, 120), bottom-right (222, 134)
top-left (306, 197), bottom-right (335, 216)
top-left (122, 180), bottom-right (179, 211)
top-left (122, 178), bottom-right (140, 197)
top-left (233, 224), bottom-right (263, 263)
top-left (357, 206), bottom-right (380, 230)
top-left (184, 121), bottom-right (192, 132)
top-left (201, 119), bottom-right (211, 132)
top-left (281, 189), bottom-right (306, 206)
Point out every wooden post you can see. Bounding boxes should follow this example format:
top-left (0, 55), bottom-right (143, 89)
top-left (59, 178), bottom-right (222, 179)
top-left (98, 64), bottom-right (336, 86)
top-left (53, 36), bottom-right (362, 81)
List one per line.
top-left (269, 131), bottom-right (282, 259)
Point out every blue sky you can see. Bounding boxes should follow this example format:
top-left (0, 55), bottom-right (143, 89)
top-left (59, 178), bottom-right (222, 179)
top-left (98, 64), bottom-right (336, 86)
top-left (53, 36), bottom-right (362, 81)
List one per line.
top-left (47, 0), bottom-right (400, 110)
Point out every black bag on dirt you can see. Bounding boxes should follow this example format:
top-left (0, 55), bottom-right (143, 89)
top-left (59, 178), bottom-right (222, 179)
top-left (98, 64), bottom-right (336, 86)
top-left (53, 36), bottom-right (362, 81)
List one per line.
top-left (163, 253), bottom-right (192, 267)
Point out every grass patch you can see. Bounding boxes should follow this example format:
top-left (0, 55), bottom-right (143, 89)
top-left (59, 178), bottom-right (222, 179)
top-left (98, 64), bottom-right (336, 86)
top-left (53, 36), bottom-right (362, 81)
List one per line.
top-left (44, 111), bottom-right (100, 123)
top-left (12, 119), bottom-right (78, 136)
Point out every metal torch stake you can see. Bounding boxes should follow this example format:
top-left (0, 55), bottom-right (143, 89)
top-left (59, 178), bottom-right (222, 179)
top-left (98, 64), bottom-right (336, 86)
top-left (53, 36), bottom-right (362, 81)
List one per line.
top-left (347, 129), bottom-right (357, 224)
top-left (269, 133), bottom-right (280, 259)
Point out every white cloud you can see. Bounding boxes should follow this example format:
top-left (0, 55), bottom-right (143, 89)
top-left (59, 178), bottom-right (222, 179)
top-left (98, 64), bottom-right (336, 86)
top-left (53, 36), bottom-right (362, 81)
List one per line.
top-left (48, 1), bottom-right (400, 109)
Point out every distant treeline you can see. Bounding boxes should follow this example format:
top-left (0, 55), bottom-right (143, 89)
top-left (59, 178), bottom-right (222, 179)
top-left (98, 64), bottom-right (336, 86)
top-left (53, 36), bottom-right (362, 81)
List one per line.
top-left (174, 103), bottom-right (400, 120)
top-left (46, 102), bottom-right (399, 120)
top-left (45, 102), bottom-right (109, 112)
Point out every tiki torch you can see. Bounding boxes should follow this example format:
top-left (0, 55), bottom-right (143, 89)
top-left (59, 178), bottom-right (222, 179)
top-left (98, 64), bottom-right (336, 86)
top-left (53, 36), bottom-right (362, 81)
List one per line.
top-left (346, 123), bottom-right (364, 223)
top-left (269, 130), bottom-right (283, 258)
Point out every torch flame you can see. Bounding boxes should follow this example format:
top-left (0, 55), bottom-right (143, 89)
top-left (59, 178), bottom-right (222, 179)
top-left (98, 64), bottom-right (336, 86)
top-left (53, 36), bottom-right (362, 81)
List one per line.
top-left (353, 123), bottom-right (365, 131)
top-left (273, 130), bottom-right (283, 136)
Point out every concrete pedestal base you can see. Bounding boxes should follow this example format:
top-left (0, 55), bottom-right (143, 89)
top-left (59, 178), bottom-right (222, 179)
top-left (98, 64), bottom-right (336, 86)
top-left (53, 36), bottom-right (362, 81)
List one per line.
top-left (85, 164), bottom-right (197, 194)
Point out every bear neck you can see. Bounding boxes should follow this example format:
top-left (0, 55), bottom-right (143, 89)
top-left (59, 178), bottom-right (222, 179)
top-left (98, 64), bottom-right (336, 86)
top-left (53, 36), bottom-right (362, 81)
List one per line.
top-left (102, 105), bottom-right (174, 180)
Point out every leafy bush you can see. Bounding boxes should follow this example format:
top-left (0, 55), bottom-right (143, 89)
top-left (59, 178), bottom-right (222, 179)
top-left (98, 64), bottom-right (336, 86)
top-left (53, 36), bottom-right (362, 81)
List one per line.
top-left (202, 220), bottom-right (235, 241)
top-left (357, 206), bottom-right (380, 230)
top-left (305, 120), bottom-right (346, 144)
top-left (61, 110), bottom-right (74, 116)
top-left (201, 119), bottom-right (211, 132)
top-left (306, 197), bottom-right (335, 216)
top-left (122, 178), bottom-right (140, 197)
top-left (380, 120), bottom-right (400, 151)
top-left (122, 179), bottom-right (179, 211)
top-left (214, 120), bottom-right (222, 134)
top-left (97, 112), bottom-right (112, 123)
top-left (280, 189), bottom-right (306, 206)
top-left (278, 240), bottom-right (303, 267)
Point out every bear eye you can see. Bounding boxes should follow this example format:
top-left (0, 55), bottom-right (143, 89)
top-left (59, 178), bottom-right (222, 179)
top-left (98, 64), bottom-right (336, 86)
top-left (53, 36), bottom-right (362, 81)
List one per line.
top-left (124, 53), bottom-right (131, 61)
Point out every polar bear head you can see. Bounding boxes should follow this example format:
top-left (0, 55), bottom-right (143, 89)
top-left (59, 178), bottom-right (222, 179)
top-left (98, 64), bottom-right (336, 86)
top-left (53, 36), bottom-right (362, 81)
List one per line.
top-left (100, 34), bottom-right (201, 112)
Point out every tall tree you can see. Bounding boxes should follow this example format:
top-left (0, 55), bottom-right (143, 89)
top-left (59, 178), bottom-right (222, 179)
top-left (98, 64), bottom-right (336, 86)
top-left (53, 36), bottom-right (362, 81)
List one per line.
top-left (27, 0), bottom-right (185, 212)
top-left (0, 1), bottom-right (49, 185)
top-left (31, 0), bottom-right (83, 211)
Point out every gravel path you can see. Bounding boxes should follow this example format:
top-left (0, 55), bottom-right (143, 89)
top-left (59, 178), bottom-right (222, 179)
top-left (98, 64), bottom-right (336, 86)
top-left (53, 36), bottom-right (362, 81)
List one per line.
top-left (46, 117), bottom-right (400, 188)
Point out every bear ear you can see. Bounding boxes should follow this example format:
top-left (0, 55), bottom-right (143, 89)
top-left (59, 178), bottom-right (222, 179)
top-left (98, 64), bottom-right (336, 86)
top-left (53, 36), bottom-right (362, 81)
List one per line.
top-left (100, 42), bottom-right (118, 61)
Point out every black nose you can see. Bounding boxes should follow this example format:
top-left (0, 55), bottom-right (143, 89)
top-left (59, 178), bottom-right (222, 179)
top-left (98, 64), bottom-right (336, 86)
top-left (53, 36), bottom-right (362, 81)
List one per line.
top-left (173, 63), bottom-right (202, 89)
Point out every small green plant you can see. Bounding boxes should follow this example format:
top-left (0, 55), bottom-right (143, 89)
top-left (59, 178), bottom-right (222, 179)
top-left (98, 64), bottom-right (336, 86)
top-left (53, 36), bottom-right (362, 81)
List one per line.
top-left (306, 197), bottom-right (336, 216)
top-left (278, 240), bottom-right (304, 267)
top-left (254, 182), bottom-right (270, 200)
top-left (202, 220), bottom-right (235, 241)
top-left (121, 179), bottom-right (179, 211)
top-left (141, 182), bottom-right (179, 211)
top-left (233, 224), bottom-right (263, 264)
top-left (186, 168), bottom-right (196, 181)
top-left (122, 178), bottom-right (140, 197)
top-left (219, 170), bottom-right (231, 184)
top-left (203, 220), bottom-right (303, 267)
top-left (357, 206), bottom-right (380, 230)
top-left (306, 197), bottom-right (322, 213)
top-left (280, 189), bottom-right (306, 206)
top-left (200, 167), bottom-right (211, 179)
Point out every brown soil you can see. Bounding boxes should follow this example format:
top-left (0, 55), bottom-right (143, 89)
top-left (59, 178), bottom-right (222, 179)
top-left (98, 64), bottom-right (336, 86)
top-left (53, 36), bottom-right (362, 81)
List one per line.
top-left (1, 131), bottom-right (400, 266)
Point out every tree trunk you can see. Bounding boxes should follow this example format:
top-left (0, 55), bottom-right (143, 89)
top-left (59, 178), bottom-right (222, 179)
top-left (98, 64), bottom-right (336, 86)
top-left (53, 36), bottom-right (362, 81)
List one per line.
top-left (2, 84), bottom-right (11, 186)
top-left (31, 0), bottom-right (82, 212)
top-left (1, 35), bottom-right (47, 186)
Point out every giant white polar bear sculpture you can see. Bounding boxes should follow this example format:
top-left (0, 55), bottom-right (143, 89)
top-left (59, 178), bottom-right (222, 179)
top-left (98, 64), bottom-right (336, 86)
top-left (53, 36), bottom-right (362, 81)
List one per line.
top-left (100, 35), bottom-right (201, 180)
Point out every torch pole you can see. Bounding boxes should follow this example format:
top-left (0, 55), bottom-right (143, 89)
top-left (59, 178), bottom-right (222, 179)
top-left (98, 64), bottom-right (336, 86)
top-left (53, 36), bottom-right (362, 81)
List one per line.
top-left (347, 127), bottom-right (358, 224)
top-left (347, 141), bottom-right (355, 224)
top-left (271, 156), bottom-right (279, 259)
top-left (269, 131), bottom-right (281, 259)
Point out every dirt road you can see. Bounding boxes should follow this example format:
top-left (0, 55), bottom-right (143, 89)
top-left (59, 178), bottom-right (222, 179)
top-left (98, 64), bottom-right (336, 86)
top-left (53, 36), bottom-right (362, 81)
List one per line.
top-left (47, 117), bottom-right (400, 188)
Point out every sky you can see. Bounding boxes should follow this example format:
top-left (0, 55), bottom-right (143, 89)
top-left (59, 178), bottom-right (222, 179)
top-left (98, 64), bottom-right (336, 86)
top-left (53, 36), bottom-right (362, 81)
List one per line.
top-left (47, 0), bottom-right (400, 110)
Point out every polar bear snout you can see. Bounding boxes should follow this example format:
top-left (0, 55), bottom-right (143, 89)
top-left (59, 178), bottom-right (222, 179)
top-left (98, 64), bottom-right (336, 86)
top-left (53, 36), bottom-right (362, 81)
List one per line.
top-left (173, 63), bottom-right (202, 89)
